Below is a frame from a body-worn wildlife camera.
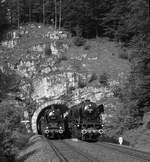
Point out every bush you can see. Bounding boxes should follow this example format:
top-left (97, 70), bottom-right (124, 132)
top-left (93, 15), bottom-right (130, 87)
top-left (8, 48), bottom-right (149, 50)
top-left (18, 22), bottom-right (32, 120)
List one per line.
top-left (44, 44), bottom-right (52, 56)
top-left (112, 85), bottom-right (122, 97)
top-left (0, 101), bottom-right (30, 160)
top-left (60, 55), bottom-right (68, 61)
top-left (78, 78), bottom-right (86, 88)
top-left (56, 55), bottom-right (68, 64)
top-left (99, 72), bottom-right (110, 86)
top-left (88, 73), bottom-right (98, 83)
top-left (68, 86), bottom-right (75, 92)
top-left (73, 37), bottom-right (86, 46)
top-left (119, 49), bottom-right (128, 59)
top-left (84, 44), bottom-right (91, 50)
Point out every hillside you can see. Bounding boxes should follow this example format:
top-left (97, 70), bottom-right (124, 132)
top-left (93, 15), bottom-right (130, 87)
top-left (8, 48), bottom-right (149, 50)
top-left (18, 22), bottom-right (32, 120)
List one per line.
top-left (0, 24), bottom-right (130, 82)
top-left (0, 24), bottom-right (130, 122)
top-left (66, 38), bottom-right (130, 80)
top-left (1, 24), bottom-right (150, 153)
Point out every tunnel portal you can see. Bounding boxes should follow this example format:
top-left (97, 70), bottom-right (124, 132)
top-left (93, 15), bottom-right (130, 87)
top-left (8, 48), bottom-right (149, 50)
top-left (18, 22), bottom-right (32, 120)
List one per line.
top-left (31, 100), bottom-right (68, 134)
top-left (37, 104), bottom-right (68, 135)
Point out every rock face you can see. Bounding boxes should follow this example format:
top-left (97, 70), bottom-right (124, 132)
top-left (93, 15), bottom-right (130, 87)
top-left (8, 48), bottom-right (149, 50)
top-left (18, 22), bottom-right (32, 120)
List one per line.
top-left (32, 72), bottom-right (79, 104)
top-left (0, 23), bottom-right (118, 133)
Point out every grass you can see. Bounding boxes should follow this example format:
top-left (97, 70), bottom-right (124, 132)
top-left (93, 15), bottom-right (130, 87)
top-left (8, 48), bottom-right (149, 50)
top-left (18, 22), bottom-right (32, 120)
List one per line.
top-left (0, 24), bottom-right (130, 84)
top-left (65, 38), bottom-right (130, 82)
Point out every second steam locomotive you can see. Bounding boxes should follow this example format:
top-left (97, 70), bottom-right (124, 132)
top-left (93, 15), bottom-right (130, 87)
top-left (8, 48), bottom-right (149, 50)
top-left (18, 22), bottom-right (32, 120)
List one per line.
top-left (67, 100), bottom-right (104, 141)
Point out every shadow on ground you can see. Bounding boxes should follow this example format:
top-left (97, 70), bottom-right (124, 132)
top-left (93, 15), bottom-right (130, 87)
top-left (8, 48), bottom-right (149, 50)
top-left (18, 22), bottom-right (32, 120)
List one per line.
top-left (0, 155), bottom-right (15, 162)
top-left (16, 149), bottom-right (39, 162)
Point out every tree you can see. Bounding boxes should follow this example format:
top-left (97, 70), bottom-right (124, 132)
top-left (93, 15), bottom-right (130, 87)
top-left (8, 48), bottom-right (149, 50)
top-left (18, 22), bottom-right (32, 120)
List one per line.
top-left (103, 0), bottom-right (149, 42)
top-left (0, 0), bottom-right (9, 40)
top-left (58, 0), bottom-right (62, 29)
top-left (61, 0), bottom-right (91, 36)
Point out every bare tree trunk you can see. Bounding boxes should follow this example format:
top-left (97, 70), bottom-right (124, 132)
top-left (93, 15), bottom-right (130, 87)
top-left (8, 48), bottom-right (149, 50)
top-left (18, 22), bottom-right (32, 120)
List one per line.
top-left (59, 0), bottom-right (61, 30)
top-left (10, 9), bottom-right (12, 25)
top-left (17, 0), bottom-right (20, 28)
top-left (29, 0), bottom-right (32, 22)
top-left (96, 21), bottom-right (98, 38)
top-left (148, 0), bottom-right (150, 20)
top-left (54, 0), bottom-right (57, 29)
top-left (43, 0), bottom-right (45, 24)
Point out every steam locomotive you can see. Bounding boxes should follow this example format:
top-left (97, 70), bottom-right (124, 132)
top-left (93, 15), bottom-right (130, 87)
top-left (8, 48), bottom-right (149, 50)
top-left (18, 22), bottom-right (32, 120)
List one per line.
top-left (67, 100), bottom-right (104, 141)
top-left (40, 104), bottom-right (68, 139)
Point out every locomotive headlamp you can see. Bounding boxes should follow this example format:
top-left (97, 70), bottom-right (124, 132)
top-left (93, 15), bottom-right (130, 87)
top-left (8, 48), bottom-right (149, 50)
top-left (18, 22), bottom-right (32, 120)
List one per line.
top-left (84, 105), bottom-right (89, 110)
top-left (44, 129), bottom-right (49, 134)
top-left (49, 111), bottom-right (54, 116)
top-left (98, 129), bottom-right (104, 134)
top-left (81, 129), bottom-right (87, 134)
top-left (88, 130), bottom-right (91, 133)
top-left (92, 130), bottom-right (97, 133)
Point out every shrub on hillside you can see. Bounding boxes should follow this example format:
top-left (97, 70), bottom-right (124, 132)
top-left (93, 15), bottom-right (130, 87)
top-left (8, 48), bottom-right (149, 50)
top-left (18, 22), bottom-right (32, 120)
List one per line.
top-left (119, 49), bottom-right (128, 60)
top-left (112, 85), bottom-right (122, 98)
top-left (44, 44), bottom-right (52, 56)
top-left (99, 72), bottom-right (110, 86)
top-left (84, 44), bottom-right (91, 50)
top-left (0, 101), bottom-right (30, 161)
top-left (78, 77), bottom-right (87, 88)
top-left (56, 55), bottom-right (68, 64)
top-left (68, 86), bottom-right (75, 92)
top-left (59, 54), bottom-right (68, 61)
top-left (73, 37), bottom-right (86, 46)
top-left (88, 73), bottom-right (98, 83)
top-left (72, 59), bottom-right (82, 72)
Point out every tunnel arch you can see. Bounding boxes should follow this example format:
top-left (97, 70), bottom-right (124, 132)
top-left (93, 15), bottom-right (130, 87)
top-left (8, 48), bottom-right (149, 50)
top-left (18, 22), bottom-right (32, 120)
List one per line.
top-left (31, 100), bottom-right (66, 134)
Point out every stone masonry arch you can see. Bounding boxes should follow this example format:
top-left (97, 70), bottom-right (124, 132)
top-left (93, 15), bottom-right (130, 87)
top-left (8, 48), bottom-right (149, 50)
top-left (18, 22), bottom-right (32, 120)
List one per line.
top-left (31, 100), bottom-right (65, 133)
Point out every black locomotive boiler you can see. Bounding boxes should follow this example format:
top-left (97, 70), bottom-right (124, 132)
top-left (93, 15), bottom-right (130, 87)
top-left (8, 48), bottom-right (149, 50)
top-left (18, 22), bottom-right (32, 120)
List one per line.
top-left (67, 100), bottom-right (104, 141)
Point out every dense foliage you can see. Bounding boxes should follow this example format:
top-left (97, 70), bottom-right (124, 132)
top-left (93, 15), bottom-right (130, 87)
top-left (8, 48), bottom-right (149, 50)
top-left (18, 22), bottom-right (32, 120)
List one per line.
top-left (0, 0), bottom-right (149, 38)
top-left (0, 70), bottom-right (31, 161)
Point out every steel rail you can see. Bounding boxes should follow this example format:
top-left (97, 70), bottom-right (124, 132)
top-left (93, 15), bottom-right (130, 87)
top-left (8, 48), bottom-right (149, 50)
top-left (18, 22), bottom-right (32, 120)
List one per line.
top-left (48, 140), bottom-right (68, 162)
top-left (47, 139), bottom-right (100, 162)
top-left (62, 140), bottom-right (100, 162)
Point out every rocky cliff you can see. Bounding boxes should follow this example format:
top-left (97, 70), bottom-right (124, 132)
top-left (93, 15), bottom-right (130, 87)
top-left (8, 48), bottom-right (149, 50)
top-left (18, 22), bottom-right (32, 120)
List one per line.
top-left (0, 23), bottom-right (127, 128)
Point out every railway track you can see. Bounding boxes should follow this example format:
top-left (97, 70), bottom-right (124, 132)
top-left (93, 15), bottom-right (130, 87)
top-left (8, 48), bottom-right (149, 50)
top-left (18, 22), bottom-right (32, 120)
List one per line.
top-left (48, 139), bottom-right (101, 162)
top-left (96, 142), bottom-right (150, 162)
top-left (64, 139), bottom-right (150, 162)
